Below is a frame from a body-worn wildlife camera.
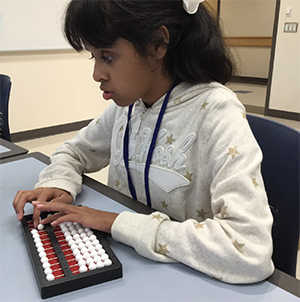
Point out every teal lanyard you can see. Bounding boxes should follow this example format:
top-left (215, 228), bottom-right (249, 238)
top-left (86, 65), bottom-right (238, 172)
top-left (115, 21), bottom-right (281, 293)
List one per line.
top-left (123, 82), bottom-right (179, 207)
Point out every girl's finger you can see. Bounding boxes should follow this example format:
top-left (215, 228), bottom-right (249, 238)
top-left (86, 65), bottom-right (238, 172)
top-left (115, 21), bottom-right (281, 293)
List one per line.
top-left (50, 213), bottom-right (81, 228)
top-left (32, 201), bottom-right (73, 213)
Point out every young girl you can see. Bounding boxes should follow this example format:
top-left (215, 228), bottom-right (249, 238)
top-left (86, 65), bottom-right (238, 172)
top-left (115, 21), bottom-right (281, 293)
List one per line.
top-left (13, 0), bottom-right (274, 283)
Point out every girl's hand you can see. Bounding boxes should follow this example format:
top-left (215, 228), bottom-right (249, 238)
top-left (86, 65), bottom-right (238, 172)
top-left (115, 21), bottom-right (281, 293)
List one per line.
top-left (32, 201), bottom-right (118, 234)
top-left (13, 187), bottom-right (74, 228)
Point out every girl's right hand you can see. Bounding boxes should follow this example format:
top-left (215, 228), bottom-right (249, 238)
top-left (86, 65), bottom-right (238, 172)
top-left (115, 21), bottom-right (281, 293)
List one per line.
top-left (12, 187), bottom-right (74, 228)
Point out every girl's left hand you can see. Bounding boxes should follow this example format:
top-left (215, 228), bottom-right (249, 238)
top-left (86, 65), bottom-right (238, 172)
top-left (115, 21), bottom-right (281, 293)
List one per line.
top-left (32, 201), bottom-right (118, 234)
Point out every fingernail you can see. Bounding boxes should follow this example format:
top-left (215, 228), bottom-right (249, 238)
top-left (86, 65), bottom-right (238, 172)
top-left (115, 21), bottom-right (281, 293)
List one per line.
top-left (17, 213), bottom-right (22, 220)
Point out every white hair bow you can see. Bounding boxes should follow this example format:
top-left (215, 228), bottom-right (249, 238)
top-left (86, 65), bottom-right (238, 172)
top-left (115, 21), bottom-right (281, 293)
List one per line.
top-left (183, 0), bottom-right (205, 14)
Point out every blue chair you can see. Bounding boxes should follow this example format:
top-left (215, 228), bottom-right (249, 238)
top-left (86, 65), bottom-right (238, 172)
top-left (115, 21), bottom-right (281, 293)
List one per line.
top-left (247, 114), bottom-right (300, 277)
top-left (0, 74), bottom-right (12, 141)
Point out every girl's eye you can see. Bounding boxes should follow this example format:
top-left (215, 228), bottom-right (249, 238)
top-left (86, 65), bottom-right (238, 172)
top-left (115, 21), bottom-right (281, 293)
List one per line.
top-left (102, 56), bottom-right (112, 64)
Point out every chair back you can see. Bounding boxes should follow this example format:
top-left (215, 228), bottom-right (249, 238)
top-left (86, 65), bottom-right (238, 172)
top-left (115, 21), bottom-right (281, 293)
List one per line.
top-left (0, 74), bottom-right (12, 141)
top-left (247, 114), bottom-right (300, 277)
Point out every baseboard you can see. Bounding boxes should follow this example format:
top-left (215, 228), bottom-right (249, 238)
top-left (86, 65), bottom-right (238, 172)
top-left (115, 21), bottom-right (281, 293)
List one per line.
top-left (11, 119), bottom-right (93, 142)
top-left (265, 109), bottom-right (300, 122)
top-left (230, 76), bottom-right (268, 86)
top-left (244, 105), bottom-right (265, 115)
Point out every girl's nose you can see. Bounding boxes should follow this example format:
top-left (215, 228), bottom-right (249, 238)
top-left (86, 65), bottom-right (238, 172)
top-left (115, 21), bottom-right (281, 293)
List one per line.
top-left (92, 61), bottom-right (108, 82)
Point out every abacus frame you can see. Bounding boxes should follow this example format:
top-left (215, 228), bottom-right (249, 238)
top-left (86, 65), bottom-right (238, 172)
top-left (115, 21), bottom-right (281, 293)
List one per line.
top-left (21, 212), bottom-right (123, 299)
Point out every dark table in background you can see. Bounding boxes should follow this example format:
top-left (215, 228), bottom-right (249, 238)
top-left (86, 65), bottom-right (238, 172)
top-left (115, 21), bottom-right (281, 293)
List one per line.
top-left (0, 138), bottom-right (28, 160)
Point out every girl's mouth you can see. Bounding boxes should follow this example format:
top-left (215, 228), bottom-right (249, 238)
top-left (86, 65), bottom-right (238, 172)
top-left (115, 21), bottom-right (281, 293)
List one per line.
top-left (102, 91), bottom-right (113, 100)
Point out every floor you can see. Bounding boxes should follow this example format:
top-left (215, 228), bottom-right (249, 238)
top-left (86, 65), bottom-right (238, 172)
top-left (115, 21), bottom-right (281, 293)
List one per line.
top-left (16, 82), bottom-right (300, 279)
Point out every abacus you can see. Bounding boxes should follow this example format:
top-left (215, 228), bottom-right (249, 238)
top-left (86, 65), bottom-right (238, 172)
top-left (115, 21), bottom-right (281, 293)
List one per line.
top-left (21, 213), bottom-right (122, 299)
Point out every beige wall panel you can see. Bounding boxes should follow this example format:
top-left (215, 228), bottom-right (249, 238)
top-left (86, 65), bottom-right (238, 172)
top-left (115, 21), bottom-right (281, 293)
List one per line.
top-left (0, 50), bottom-right (112, 133)
top-left (230, 47), bottom-right (272, 78)
top-left (220, 0), bottom-right (276, 78)
top-left (220, 0), bottom-right (276, 37)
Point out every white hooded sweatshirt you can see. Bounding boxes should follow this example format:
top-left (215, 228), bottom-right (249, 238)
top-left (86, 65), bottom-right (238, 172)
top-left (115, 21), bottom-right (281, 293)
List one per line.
top-left (35, 82), bottom-right (274, 283)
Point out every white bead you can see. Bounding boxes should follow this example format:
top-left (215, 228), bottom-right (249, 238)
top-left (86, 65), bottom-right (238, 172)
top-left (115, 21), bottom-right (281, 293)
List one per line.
top-left (87, 231), bottom-right (93, 237)
top-left (66, 222), bottom-right (72, 227)
top-left (93, 255), bottom-right (101, 263)
top-left (37, 224), bottom-right (44, 231)
top-left (83, 237), bottom-right (89, 243)
top-left (89, 235), bottom-right (96, 241)
top-left (61, 227), bottom-right (68, 233)
top-left (86, 258), bottom-right (94, 265)
top-left (42, 262), bottom-right (50, 269)
top-left (89, 262), bottom-right (97, 270)
top-left (78, 259), bottom-right (86, 266)
top-left (92, 239), bottom-right (99, 246)
top-left (85, 241), bottom-right (92, 247)
top-left (39, 251), bottom-right (47, 258)
top-left (101, 253), bottom-right (109, 261)
top-left (79, 265), bottom-right (87, 273)
top-left (78, 242), bottom-right (85, 249)
top-left (40, 256), bottom-right (49, 263)
top-left (32, 233), bottom-right (40, 239)
top-left (73, 234), bottom-right (80, 240)
top-left (91, 250), bottom-right (98, 258)
top-left (104, 259), bottom-right (112, 266)
top-left (98, 248), bottom-right (105, 256)
top-left (96, 261), bottom-right (104, 268)
top-left (73, 249), bottom-right (80, 256)
top-left (37, 246), bottom-right (45, 253)
top-left (80, 233), bottom-right (87, 239)
top-left (84, 227), bottom-right (91, 233)
top-left (75, 254), bottom-right (83, 261)
top-left (69, 226), bottom-right (76, 231)
top-left (95, 244), bottom-right (103, 250)
top-left (63, 231), bottom-right (71, 237)
top-left (59, 223), bottom-right (66, 229)
top-left (44, 267), bottom-right (52, 275)
top-left (46, 274), bottom-right (55, 281)
top-left (88, 245), bottom-right (95, 252)
top-left (31, 229), bottom-right (38, 235)
top-left (68, 240), bottom-right (75, 246)
top-left (70, 244), bottom-right (78, 251)
top-left (34, 237), bottom-right (41, 243)
top-left (71, 230), bottom-right (78, 236)
top-left (77, 228), bottom-right (84, 234)
top-left (36, 242), bottom-right (43, 248)
top-left (83, 252), bottom-right (90, 260)
top-left (65, 235), bottom-right (72, 242)
top-left (75, 238), bottom-right (82, 245)
top-left (80, 247), bottom-right (88, 254)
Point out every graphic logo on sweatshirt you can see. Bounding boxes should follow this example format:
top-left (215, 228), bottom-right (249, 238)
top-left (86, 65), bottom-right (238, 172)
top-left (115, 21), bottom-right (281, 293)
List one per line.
top-left (111, 116), bottom-right (196, 192)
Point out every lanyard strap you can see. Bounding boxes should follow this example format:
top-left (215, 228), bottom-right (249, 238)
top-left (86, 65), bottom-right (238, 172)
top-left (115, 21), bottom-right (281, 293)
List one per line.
top-left (123, 82), bottom-right (179, 207)
top-left (123, 103), bottom-right (137, 200)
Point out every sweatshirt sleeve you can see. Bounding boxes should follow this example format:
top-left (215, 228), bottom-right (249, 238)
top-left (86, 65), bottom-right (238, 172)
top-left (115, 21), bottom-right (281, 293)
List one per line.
top-left (34, 103), bottom-right (118, 199)
top-left (112, 98), bottom-right (274, 284)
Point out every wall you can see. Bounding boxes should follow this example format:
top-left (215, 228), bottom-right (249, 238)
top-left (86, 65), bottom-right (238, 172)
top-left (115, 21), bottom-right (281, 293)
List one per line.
top-left (220, 0), bottom-right (276, 78)
top-left (268, 0), bottom-right (300, 114)
top-left (0, 50), bottom-right (111, 134)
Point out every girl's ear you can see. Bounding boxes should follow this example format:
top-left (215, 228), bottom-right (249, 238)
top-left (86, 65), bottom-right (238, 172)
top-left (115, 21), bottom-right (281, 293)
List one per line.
top-left (152, 25), bottom-right (170, 60)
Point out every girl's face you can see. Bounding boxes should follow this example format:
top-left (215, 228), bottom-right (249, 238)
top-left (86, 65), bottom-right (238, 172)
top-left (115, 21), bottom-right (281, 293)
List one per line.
top-left (85, 38), bottom-right (172, 107)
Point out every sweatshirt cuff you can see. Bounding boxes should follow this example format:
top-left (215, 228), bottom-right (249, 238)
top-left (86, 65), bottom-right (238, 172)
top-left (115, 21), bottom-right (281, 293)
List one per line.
top-left (111, 211), bottom-right (149, 247)
top-left (111, 211), bottom-right (176, 263)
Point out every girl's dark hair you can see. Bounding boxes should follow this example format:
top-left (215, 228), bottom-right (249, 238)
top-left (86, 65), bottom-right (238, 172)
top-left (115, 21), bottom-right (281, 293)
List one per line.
top-left (64, 0), bottom-right (234, 84)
